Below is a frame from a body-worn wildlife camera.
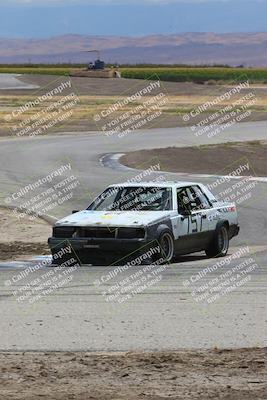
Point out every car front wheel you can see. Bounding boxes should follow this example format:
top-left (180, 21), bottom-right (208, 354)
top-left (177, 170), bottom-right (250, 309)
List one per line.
top-left (158, 231), bottom-right (175, 263)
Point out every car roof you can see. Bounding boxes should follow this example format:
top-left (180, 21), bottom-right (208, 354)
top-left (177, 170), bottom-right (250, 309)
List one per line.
top-left (109, 181), bottom-right (201, 189)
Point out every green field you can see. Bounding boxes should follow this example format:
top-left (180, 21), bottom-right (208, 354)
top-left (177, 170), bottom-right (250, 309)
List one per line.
top-left (120, 67), bottom-right (267, 83)
top-left (1, 65), bottom-right (267, 83)
top-left (0, 66), bottom-right (71, 76)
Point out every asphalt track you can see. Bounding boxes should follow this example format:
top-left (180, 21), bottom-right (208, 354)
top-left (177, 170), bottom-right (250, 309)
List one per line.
top-left (0, 76), bottom-right (266, 350)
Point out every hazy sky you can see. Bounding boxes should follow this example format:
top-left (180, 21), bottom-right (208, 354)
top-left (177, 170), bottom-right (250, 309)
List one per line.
top-left (0, 0), bottom-right (267, 38)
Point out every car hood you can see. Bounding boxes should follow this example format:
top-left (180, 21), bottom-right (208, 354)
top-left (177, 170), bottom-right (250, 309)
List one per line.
top-left (55, 210), bottom-right (173, 228)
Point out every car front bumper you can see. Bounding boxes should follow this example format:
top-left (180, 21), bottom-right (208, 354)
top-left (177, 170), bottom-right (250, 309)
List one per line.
top-left (48, 237), bottom-right (155, 265)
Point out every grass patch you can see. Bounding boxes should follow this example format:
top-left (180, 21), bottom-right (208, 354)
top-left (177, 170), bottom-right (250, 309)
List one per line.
top-left (120, 67), bottom-right (267, 83)
top-left (1, 65), bottom-right (267, 83)
top-left (0, 67), bottom-right (71, 76)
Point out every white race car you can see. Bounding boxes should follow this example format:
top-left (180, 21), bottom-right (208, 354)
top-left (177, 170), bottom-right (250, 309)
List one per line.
top-left (48, 181), bottom-right (240, 265)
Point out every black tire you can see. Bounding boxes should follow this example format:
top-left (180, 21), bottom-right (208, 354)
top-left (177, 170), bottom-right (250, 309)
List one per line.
top-left (205, 224), bottom-right (229, 258)
top-left (158, 231), bottom-right (175, 263)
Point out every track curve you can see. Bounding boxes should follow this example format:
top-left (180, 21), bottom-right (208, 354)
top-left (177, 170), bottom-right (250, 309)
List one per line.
top-left (0, 122), bottom-right (266, 351)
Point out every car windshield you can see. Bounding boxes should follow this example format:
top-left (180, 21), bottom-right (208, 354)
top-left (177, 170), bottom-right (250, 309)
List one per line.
top-left (88, 186), bottom-right (173, 211)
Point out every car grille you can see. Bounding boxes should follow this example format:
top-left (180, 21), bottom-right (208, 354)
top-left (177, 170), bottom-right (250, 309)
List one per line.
top-left (53, 226), bottom-right (145, 239)
top-left (80, 227), bottom-right (116, 238)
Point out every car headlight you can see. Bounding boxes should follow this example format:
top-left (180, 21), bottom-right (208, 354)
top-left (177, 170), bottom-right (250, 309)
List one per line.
top-left (117, 228), bottom-right (146, 239)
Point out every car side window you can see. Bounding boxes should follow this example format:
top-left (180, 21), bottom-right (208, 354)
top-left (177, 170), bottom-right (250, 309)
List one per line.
top-left (189, 186), bottom-right (212, 210)
top-left (177, 187), bottom-right (193, 214)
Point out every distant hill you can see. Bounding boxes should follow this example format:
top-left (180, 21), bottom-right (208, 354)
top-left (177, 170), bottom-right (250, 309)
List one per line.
top-left (1, 33), bottom-right (267, 66)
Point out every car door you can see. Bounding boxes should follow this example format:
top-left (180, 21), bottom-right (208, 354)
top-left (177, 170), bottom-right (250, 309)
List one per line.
top-left (172, 185), bottom-right (215, 254)
top-left (172, 186), bottom-right (202, 253)
top-left (187, 185), bottom-right (215, 249)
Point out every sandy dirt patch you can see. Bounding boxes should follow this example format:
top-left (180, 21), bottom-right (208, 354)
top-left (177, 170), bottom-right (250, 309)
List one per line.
top-left (0, 207), bottom-right (51, 261)
top-left (0, 348), bottom-right (266, 400)
top-left (121, 141), bottom-right (267, 177)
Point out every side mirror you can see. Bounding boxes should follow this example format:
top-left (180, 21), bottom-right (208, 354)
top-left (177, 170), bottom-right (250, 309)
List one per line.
top-left (72, 210), bottom-right (80, 214)
top-left (179, 208), bottom-right (191, 216)
top-left (210, 198), bottom-right (218, 204)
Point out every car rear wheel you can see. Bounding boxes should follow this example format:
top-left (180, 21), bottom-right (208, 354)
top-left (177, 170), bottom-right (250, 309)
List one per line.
top-left (158, 231), bottom-right (175, 263)
top-left (205, 224), bottom-right (229, 258)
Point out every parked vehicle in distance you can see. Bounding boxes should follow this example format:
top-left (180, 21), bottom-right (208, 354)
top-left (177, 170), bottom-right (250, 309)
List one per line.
top-left (48, 181), bottom-right (239, 265)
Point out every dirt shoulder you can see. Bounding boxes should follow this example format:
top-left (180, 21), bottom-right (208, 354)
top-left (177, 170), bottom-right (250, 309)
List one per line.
top-left (0, 348), bottom-right (266, 400)
top-left (0, 207), bottom-right (51, 261)
top-left (121, 141), bottom-right (267, 177)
